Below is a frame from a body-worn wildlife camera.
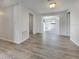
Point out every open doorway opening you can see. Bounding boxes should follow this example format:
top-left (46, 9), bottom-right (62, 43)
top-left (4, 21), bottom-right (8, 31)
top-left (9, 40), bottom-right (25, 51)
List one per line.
top-left (29, 13), bottom-right (33, 36)
top-left (42, 16), bottom-right (60, 35)
top-left (42, 16), bottom-right (60, 40)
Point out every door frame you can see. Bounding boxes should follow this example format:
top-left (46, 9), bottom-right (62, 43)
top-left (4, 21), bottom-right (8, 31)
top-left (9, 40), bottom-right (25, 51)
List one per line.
top-left (29, 13), bottom-right (34, 35)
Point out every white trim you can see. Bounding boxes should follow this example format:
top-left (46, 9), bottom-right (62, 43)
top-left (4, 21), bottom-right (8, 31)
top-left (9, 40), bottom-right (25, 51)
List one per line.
top-left (60, 35), bottom-right (70, 37)
top-left (0, 37), bottom-right (16, 44)
top-left (71, 39), bottom-right (79, 47)
top-left (0, 37), bottom-right (29, 44)
top-left (14, 37), bottom-right (29, 44)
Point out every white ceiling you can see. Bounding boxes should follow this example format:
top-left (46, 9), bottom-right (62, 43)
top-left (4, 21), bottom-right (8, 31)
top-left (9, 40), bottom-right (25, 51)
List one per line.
top-left (0, 0), bottom-right (17, 8)
top-left (0, 0), bottom-right (78, 13)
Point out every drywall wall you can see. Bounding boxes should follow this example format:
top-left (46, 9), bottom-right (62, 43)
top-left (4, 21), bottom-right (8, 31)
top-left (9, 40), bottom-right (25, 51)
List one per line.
top-left (5, 7), bottom-right (14, 41)
top-left (0, 8), bottom-right (15, 42)
top-left (0, 10), bottom-right (8, 40)
top-left (13, 4), bottom-right (29, 43)
top-left (1, 4), bottom-right (30, 44)
top-left (35, 14), bottom-right (42, 33)
top-left (0, 3), bottom-right (39, 44)
top-left (59, 12), bottom-right (70, 36)
top-left (70, 0), bottom-right (79, 46)
top-left (13, 4), bottom-right (38, 44)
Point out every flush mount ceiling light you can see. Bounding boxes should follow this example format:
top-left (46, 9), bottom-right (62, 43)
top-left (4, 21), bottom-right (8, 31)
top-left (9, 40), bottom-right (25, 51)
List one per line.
top-left (49, 3), bottom-right (56, 8)
top-left (48, 0), bottom-right (56, 8)
top-left (0, 11), bottom-right (4, 15)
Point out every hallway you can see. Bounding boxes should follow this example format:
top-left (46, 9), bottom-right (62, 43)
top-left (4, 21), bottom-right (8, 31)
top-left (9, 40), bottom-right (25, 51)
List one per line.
top-left (0, 0), bottom-right (79, 59)
top-left (0, 33), bottom-right (79, 59)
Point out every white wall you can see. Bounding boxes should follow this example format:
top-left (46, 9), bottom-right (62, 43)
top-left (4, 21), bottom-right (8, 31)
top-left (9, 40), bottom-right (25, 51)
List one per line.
top-left (0, 10), bottom-right (8, 40)
top-left (70, 0), bottom-right (79, 46)
top-left (13, 4), bottom-right (29, 43)
top-left (35, 14), bottom-right (42, 33)
top-left (0, 3), bottom-right (40, 44)
top-left (1, 4), bottom-right (30, 44)
top-left (60, 11), bottom-right (70, 36)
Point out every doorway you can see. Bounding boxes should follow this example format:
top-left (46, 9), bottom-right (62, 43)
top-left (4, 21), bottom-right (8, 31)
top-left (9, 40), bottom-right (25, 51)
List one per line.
top-left (42, 16), bottom-right (60, 40)
top-left (29, 13), bottom-right (33, 35)
top-left (42, 16), bottom-right (60, 35)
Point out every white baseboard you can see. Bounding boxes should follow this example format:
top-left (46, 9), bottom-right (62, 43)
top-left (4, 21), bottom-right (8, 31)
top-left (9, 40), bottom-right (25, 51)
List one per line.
top-left (0, 37), bottom-right (29, 44)
top-left (70, 39), bottom-right (79, 47)
top-left (14, 37), bottom-right (29, 44)
top-left (60, 35), bottom-right (70, 37)
top-left (0, 37), bottom-right (16, 44)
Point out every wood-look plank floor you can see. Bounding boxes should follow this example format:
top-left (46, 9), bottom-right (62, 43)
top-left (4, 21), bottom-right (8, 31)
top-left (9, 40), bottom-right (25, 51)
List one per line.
top-left (0, 32), bottom-right (79, 59)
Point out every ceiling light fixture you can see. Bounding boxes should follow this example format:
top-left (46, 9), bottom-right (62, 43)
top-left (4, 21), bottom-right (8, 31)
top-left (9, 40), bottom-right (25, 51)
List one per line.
top-left (49, 3), bottom-right (56, 8)
top-left (0, 11), bottom-right (4, 15)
